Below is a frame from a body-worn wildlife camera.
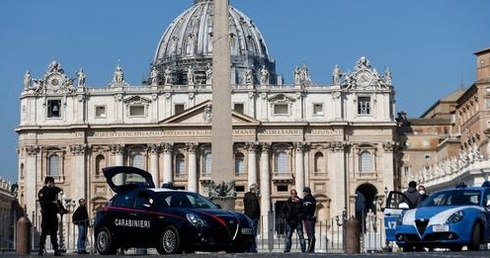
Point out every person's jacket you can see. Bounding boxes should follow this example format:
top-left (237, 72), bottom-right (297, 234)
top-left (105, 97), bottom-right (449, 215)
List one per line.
top-left (72, 205), bottom-right (89, 226)
top-left (302, 193), bottom-right (316, 221)
top-left (243, 191), bottom-right (260, 220)
top-left (38, 186), bottom-right (62, 215)
top-left (281, 196), bottom-right (304, 224)
top-left (403, 187), bottom-right (421, 207)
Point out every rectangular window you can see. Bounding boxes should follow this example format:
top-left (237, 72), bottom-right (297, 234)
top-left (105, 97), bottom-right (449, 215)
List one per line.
top-left (486, 99), bottom-right (490, 109)
top-left (233, 103), bottom-right (244, 113)
top-left (276, 185), bottom-right (289, 192)
top-left (95, 106), bottom-right (106, 118)
top-left (273, 104), bottom-right (288, 115)
top-left (403, 166), bottom-right (410, 177)
top-left (129, 105), bottom-right (145, 116)
top-left (47, 99), bottom-right (61, 118)
top-left (313, 103), bottom-right (323, 115)
top-left (358, 97), bottom-right (371, 115)
top-left (175, 104), bottom-right (185, 115)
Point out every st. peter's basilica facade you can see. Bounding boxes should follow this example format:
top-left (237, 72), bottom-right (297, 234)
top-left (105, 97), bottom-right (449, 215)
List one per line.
top-left (16, 0), bottom-right (399, 238)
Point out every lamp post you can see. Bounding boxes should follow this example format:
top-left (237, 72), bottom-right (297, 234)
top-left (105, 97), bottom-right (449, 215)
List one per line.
top-left (58, 192), bottom-right (75, 253)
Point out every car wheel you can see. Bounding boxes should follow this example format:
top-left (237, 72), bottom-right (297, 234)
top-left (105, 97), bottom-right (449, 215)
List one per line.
top-left (96, 227), bottom-right (117, 255)
top-left (449, 245), bottom-right (462, 251)
top-left (402, 245), bottom-right (413, 252)
top-left (157, 226), bottom-right (183, 254)
top-left (468, 223), bottom-right (482, 251)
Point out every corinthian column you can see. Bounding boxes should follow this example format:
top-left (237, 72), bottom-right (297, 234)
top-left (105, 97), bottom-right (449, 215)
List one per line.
top-left (70, 144), bottom-right (87, 201)
top-left (110, 144), bottom-right (125, 185)
top-left (149, 144), bottom-right (160, 186)
top-left (259, 143), bottom-right (271, 237)
top-left (25, 145), bottom-right (39, 216)
top-left (162, 143), bottom-right (173, 184)
top-left (187, 143), bottom-right (198, 192)
top-left (294, 142), bottom-right (305, 195)
top-left (246, 142), bottom-right (258, 186)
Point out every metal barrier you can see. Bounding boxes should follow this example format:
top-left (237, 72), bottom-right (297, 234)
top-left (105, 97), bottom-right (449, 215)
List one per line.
top-left (27, 210), bottom-right (388, 254)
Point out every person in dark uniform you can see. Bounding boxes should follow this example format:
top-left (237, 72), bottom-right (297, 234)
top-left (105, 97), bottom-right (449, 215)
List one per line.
top-left (281, 189), bottom-right (306, 253)
top-left (302, 186), bottom-right (316, 253)
top-left (72, 198), bottom-right (90, 254)
top-left (243, 183), bottom-right (260, 253)
top-left (38, 176), bottom-right (63, 256)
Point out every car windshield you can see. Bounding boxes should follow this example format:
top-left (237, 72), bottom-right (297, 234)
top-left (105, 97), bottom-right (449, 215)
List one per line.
top-left (153, 191), bottom-right (219, 209)
top-left (420, 189), bottom-right (481, 207)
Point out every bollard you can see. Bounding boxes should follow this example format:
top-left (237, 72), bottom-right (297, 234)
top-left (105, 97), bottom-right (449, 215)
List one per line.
top-left (345, 216), bottom-right (360, 253)
top-left (16, 216), bottom-right (32, 255)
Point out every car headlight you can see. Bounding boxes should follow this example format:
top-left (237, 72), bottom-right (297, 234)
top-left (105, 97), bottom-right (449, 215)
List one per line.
top-left (447, 210), bottom-right (464, 224)
top-left (186, 213), bottom-right (209, 227)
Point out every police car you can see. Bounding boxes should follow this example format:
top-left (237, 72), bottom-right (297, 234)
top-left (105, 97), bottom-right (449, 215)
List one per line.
top-left (393, 182), bottom-right (490, 251)
top-left (94, 166), bottom-right (254, 254)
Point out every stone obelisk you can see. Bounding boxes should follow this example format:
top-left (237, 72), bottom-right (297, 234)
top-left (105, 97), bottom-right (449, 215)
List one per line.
top-left (211, 0), bottom-right (235, 210)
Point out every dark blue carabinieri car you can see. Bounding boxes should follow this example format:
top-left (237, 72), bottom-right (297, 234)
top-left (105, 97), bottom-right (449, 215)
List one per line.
top-left (94, 166), bottom-right (254, 254)
top-left (395, 183), bottom-right (490, 251)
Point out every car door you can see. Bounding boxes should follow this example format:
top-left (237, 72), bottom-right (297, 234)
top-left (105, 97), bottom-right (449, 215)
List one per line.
top-left (482, 188), bottom-right (490, 241)
top-left (383, 191), bottom-right (413, 241)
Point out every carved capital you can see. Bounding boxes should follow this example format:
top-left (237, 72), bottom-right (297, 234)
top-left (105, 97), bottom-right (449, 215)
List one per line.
top-left (25, 145), bottom-right (39, 156)
top-left (70, 144), bottom-right (87, 155)
top-left (110, 144), bottom-right (125, 155)
top-left (329, 141), bottom-right (347, 152)
top-left (162, 142), bottom-right (174, 153)
top-left (246, 142), bottom-right (259, 152)
top-left (261, 143), bottom-right (270, 153)
top-left (186, 143), bottom-right (198, 153)
top-left (383, 141), bottom-right (395, 152)
top-left (148, 143), bottom-right (161, 154)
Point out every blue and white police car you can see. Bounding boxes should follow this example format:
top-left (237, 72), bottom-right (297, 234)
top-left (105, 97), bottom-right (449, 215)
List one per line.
top-left (394, 183), bottom-right (490, 251)
top-left (94, 166), bottom-right (254, 254)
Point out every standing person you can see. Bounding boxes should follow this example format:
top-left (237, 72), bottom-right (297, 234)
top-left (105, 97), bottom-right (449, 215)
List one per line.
top-left (72, 198), bottom-right (90, 254)
top-left (355, 191), bottom-right (367, 232)
top-left (302, 186), bottom-right (316, 253)
top-left (38, 176), bottom-right (63, 256)
top-left (403, 181), bottom-right (422, 207)
top-left (281, 189), bottom-right (306, 253)
top-left (418, 185), bottom-right (429, 202)
top-left (243, 183), bottom-right (260, 253)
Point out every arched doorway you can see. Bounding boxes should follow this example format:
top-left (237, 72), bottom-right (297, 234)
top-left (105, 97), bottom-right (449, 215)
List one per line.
top-left (355, 183), bottom-right (378, 231)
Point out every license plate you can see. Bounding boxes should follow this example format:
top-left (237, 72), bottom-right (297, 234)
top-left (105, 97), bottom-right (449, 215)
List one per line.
top-left (241, 228), bottom-right (253, 235)
top-left (432, 224), bottom-right (449, 232)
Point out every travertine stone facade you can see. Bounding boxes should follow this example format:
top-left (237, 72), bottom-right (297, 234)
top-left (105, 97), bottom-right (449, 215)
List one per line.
top-left (16, 0), bottom-right (398, 238)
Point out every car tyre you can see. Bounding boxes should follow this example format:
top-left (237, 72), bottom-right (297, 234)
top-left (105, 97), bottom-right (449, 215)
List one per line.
top-left (96, 227), bottom-right (117, 255)
top-left (157, 226), bottom-right (183, 254)
top-left (449, 245), bottom-right (462, 251)
top-left (468, 223), bottom-right (482, 251)
top-left (402, 245), bottom-right (413, 252)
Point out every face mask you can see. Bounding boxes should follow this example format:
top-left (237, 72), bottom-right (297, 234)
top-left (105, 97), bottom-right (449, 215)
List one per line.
top-left (419, 190), bottom-right (425, 195)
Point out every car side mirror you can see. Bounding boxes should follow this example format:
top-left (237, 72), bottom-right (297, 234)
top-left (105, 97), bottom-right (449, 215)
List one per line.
top-left (398, 202), bottom-right (409, 209)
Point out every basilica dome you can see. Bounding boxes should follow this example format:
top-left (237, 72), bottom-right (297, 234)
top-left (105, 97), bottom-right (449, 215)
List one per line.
top-left (152, 0), bottom-right (277, 85)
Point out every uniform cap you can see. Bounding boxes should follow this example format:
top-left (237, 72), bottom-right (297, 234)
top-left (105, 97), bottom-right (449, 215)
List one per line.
top-left (303, 186), bottom-right (311, 194)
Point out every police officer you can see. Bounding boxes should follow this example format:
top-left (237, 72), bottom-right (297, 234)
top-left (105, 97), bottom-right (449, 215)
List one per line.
top-left (302, 186), bottom-right (316, 253)
top-left (243, 183), bottom-right (260, 253)
top-left (38, 176), bottom-right (63, 256)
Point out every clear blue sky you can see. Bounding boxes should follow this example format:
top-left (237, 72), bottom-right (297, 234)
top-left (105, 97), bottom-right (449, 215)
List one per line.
top-left (1, 0), bottom-right (490, 182)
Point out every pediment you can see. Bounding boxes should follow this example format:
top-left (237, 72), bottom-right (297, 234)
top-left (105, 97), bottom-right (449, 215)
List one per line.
top-left (268, 93), bottom-right (295, 103)
top-left (160, 100), bottom-right (260, 126)
top-left (124, 96), bottom-right (152, 104)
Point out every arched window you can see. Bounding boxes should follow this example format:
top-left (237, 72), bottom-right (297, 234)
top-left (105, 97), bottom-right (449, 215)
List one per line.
top-left (176, 153), bottom-right (185, 177)
top-left (314, 152), bottom-right (325, 174)
top-left (359, 151), bottom-right (372, 173)
top-left (235, 152), bottom-right (245, 176)
top-left (203, 150), bottom-right (212, 175)
top-left (276, 151), bottom-right (288, 174)
top-left (95, 155), bottom-right (105, 177)
top-left (132, 153), bottom-right (144, 169)
top-left (48, 154), bottom-right (60, 177)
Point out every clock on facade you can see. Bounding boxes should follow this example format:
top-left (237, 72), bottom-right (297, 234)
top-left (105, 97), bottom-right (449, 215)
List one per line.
top-left (356, 70), bottom-right (373, 87)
